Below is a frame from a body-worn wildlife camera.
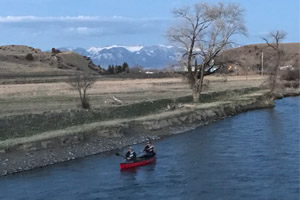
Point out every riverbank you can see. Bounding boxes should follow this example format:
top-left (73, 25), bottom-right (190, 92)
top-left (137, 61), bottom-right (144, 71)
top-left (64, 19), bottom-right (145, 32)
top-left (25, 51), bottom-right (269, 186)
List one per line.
top-left (1, 97), bottom-right (298, 200)
top-left (0, 75), bottom-right (299, 176)
top-left (1, 87), bottom-right (298, 176)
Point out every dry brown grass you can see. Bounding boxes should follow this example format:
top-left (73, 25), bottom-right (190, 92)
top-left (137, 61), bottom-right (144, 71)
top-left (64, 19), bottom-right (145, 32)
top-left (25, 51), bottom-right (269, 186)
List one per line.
top-left (0, 75), bottom-right (266, 117)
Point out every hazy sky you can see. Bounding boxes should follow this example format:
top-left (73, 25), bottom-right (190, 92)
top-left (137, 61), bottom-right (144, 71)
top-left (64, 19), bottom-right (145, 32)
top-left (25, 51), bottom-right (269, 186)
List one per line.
top-left (0, 0), bottom-right (299, 50)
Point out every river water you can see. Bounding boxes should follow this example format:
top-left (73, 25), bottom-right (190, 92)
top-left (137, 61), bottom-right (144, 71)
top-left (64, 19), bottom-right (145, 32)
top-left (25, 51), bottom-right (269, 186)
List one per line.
top-left (0, 97), bottom-right (299, 200)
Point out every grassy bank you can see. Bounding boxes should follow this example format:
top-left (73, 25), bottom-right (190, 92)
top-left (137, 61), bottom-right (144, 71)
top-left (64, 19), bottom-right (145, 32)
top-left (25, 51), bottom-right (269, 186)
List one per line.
top-left (0, 87), bottom-right (260, 141)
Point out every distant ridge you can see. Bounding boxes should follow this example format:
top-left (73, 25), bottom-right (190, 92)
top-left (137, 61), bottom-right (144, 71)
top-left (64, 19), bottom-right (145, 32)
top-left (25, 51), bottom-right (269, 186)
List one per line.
top-left (1, 43), bottom-right (297, 80)
top-left (60, 43), bottom-right (300, 70)
top-left (59, 45), bottom-right (183, 69)
top-left (216, 43), bottom-right (300, 73)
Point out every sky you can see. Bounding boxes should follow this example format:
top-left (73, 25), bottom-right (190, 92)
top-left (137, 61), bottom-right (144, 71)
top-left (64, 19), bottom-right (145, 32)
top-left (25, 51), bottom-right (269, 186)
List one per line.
top-left (0, 0), bottom-right (299, 50)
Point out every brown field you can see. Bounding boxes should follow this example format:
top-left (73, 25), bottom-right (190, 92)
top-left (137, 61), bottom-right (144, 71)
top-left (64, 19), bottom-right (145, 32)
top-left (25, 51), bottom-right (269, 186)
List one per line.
top-left (0, 75), bottom-right (266, 117)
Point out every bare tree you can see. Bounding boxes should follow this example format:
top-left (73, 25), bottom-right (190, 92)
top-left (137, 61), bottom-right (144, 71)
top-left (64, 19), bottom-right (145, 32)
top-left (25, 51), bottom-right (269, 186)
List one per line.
top-left (68, 72), bottom-right (96, 109)
top-left (167, 2), bottom-right (247, 102)
top-left (262, 30), bottom-right (286, 93)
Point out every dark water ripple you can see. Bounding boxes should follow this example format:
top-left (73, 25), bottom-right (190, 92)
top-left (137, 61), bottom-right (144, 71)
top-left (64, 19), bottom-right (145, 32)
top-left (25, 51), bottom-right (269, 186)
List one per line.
top-left (0, 97), bottom-right (299, 200)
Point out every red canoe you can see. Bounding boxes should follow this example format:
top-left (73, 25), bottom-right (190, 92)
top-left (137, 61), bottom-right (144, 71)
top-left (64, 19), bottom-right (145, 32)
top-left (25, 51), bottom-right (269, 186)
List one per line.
top-left (120, 156), bottom-right (156, 170)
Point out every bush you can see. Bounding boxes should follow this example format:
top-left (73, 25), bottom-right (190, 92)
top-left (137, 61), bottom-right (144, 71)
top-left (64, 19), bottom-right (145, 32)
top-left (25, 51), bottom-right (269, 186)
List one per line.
top-left (292, 81), bottom-right (300, 88)
top-left (130, 66), bottom-right (144, 74)
top-left (283, 81), bottom-right (291, 88)
top-left (25, 53), bottom-right (34, 61)
top-left (280, 69), bottom-right (300, 81)
top-left (51, 48), bottom-right (61, 55)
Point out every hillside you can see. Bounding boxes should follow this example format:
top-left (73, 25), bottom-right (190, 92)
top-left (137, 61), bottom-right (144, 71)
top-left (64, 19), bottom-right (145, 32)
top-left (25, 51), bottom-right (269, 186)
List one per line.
top-left (0, 45), bottom-right (102, 80)
top-left (0, 43), bottom-right (298, 81)
top-left (216, 43), bottom-right (300, 74)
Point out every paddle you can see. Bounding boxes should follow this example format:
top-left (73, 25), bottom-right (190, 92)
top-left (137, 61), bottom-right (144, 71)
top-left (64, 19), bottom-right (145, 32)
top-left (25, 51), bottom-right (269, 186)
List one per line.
top-left (116, 149), bottom-right (146, 160)
top-left (116, 152), bottom-right (144, 161)
top-left (115, 152), bottom-right (126, 158)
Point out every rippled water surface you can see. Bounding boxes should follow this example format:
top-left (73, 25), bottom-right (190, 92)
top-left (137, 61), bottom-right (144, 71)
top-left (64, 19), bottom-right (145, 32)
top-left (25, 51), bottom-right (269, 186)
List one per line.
top-left (0, 97), bottom-right (299, 200)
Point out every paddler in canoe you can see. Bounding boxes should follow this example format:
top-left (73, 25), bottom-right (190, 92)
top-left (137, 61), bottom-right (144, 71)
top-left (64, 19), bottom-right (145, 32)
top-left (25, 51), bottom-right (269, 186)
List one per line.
top-left (119, 141), bottom-right (156, 169)
top-left (140, 140), bottom-right (156, 159)
top-left (125, 146), bottom-right (136, 162)
top-left (123, 140), bottom-right (155, 162)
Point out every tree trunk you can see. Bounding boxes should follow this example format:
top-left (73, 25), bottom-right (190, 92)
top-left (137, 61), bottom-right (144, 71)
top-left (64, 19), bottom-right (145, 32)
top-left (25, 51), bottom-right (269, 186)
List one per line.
top-left (192, 87), bottom-right (201, 103)
top-left (79, 90), bottom-right (83, 102)
top-left (192, 79), bottom-right (201, 103)
top-left (83, 88), bottom-right (87, 102)
top-left (192, 88), bottom-right (200, 103)
top-left (187, 35), bottom-right (196, 87)
top-left (199, 64), bottom-right (205, 96)
top-left (270, 52), bottom-right (281, 93)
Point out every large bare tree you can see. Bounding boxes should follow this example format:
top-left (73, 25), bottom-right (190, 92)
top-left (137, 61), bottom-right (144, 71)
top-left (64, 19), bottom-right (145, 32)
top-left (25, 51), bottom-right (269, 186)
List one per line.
top-left (68, 72), bottom-right (96, 109)
top-left (167, 2), bottom-right (247, 102)
top-left (262, 30), bottom-right (286, 93)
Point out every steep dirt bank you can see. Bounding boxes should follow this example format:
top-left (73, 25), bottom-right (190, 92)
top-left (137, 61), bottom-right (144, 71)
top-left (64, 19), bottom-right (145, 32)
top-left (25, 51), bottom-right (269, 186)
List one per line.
top-left (1, 88), bottom-right (295, 176)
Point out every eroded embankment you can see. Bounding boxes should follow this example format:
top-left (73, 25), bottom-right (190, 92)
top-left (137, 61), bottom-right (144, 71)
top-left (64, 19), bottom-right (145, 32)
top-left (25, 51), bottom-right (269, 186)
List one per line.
top-left (0, 88), bottom-right (297, 176)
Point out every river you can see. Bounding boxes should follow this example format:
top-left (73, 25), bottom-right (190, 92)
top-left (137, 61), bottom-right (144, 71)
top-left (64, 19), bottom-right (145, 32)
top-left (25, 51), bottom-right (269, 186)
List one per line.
top-left (0, 97), bottom-right (299, 200)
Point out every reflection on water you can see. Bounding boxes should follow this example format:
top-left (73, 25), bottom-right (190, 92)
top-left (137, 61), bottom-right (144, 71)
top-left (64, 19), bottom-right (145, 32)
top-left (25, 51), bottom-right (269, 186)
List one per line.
top-left (0, 97), bottom-right (299, 200)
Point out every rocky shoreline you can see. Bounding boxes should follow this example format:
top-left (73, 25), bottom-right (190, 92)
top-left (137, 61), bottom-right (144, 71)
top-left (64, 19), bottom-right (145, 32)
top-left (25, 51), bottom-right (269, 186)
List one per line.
top-left (0, 89), bottom-right (299, 176)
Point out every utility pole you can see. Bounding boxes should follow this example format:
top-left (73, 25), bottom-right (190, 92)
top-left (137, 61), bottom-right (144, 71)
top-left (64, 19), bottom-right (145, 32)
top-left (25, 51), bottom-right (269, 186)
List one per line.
top-left (261, 51), bottom-right (264, 76)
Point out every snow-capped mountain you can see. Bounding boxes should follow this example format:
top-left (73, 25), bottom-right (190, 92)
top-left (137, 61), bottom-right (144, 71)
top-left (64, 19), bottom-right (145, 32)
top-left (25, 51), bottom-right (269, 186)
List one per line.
top-left (59, 45), bottom-right (183, 69)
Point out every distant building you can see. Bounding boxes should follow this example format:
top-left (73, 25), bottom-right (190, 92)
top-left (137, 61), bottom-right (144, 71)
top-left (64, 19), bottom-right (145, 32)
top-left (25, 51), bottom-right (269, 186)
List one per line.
top-left (279, 65), bottom-right (294, 70)
top-left (145, 71), bottom-right (154, 74)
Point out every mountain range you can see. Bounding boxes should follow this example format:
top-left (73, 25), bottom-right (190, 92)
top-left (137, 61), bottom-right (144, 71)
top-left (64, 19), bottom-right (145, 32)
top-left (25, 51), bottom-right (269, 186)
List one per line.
top-left (58, 42), bottom-right (300, 72)
top-left (58, 45), bottom-right (183, 69)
